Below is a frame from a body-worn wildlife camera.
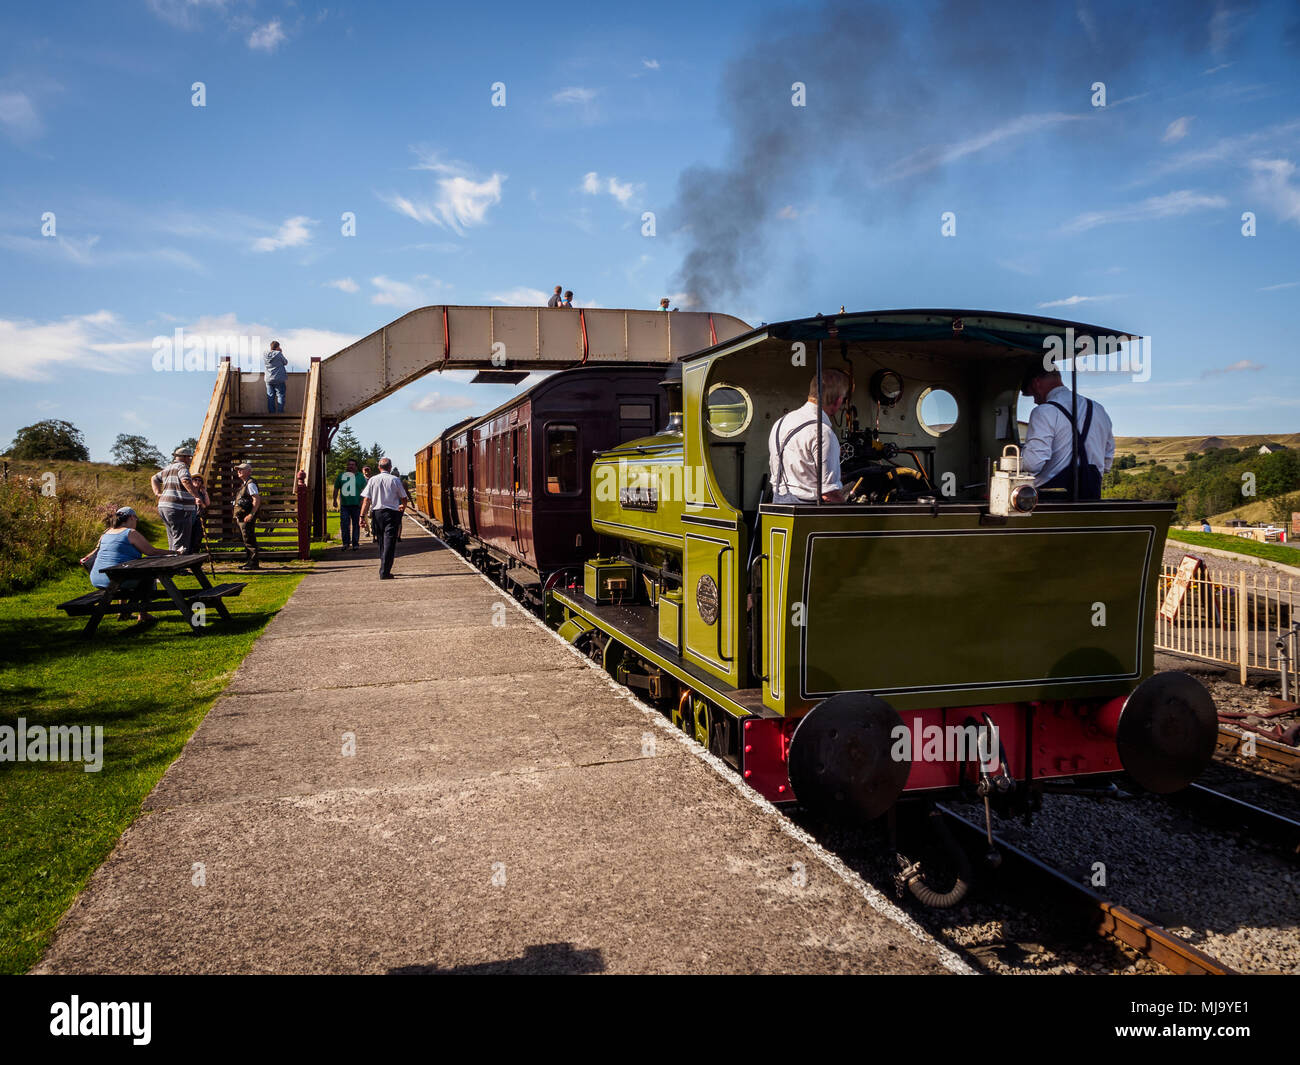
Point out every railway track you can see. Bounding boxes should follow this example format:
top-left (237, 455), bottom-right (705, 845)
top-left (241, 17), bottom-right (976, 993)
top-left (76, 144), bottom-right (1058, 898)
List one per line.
top-left (937, 806), bottom-right (1236, 975)
top-left (1216, 725), bottom-right (1300, 784)
top-left (1165, 782), bottom-right (1300, 862)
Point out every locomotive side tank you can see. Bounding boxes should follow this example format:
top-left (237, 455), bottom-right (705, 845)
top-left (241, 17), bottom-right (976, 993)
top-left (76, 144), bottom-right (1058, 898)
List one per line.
top-left (552, 310), bottom-right (1217, 832)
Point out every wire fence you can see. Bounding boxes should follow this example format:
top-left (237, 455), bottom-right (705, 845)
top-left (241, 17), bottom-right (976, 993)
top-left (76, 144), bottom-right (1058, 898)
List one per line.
top-left (1155, 563), bottom-right (1299, 692)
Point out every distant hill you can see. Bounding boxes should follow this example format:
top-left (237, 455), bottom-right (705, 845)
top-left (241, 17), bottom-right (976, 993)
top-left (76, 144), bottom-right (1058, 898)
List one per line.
top-left (1115, 433), bottom-right (1300, 466)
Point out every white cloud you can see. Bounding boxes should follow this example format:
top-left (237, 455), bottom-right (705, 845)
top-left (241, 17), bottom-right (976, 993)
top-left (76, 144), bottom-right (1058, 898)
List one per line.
top-left (1202, 359), bottom-right (1265, 378)
top-left (252, 215), bottom-right (316, 252)
top-left (1035, 294), bottom-right (1121, 309)
top-left (325, 278), bottom-right (360, 293)
top-left (186, 313), bottom-right (358, 365)
top-left (486, 287), bottom-right (550, 306)
top-left (382, 153), bottom-right (505, 235)
top-left (1060, 190), bottom-right (1228, 233)
top-left (370, 274), bottom-right (446, 307)
top-left (1247, 158), bottom-right (1300, 225)
top-left (1162, 116), bottom-right (1192, 144)
top-left (0, 232), bottom-right (204, 271)
top-left (641, 58), bottom-right (660, 70)
top-left (1259, 280), bottom-right (1300, 291)
top-left (553, 87), bottom-right (598, 105)
top-left (0, 91), bottom-right (40, 139)
top-left (580, 171), bottom-right (642, 207)
top-left (145, 0), bottom-right (230, 29)
top-left (247, 19), bottom-right (286, 52)
top-left (0, 310), bottom-right (141, 381)
top-left (409, 392), bottom-right (478, 413)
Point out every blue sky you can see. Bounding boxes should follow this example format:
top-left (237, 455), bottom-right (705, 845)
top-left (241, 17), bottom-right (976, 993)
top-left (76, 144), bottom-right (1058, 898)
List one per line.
top-left (1, 0), bottom-right (1297, 469)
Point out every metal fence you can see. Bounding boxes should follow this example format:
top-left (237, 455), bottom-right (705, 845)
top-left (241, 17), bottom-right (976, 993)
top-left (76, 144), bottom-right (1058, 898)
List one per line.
top-left (1155, 563), bottom-right (1299, 691)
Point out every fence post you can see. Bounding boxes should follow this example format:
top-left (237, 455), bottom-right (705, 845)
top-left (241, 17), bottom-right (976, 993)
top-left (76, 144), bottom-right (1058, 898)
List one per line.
top-left (296, 470), bottom-right (310, 561)
top-left (1237, 571), bottom-right (1248, 685)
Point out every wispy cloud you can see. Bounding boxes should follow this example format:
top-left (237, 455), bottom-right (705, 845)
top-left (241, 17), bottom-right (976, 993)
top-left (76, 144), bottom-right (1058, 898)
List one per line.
top-left (324, 278), bottom-right (359, 294)
top-left (1060, 190), bottom-right (1227, 233)
top-left (0, 91), bottom-right (41, 140)
top-left (0, 232), bottom-right (204, 271)
top-left (881, 112), bottom-right (1083, 183)
top-left (581, 171), bottom-right (641, 207)
top-left (381, 151), bottom-right (504, 235)
top-left (1035, 294), bottom-right (1122, 309)
top-left (1259, 280), bottom-right (1300, 291)
top-left (1142, 119), bottom-right (1300, 182)
top-left (409, 392), bottom-right (477, 413)
top-left (369, 274), bottom-right (447, 307)
top-left (553, 87), bottom-right (598, 105)
top-left (486, 286), bottom-right (550, 306)
top-left (145, 0), bottom-right (230, 30)
top-left (251, 215), bottom-right (316, 252)
top-left (1247, 157), bottom-right (1300, 225)
top-left (247, 19), bottom-right (286, 52)
top-left (641, 58), bottom-right (660, 71)
top-left (0, 310), bottom-right (143, 381)
top-left (1162, 116), bottom-right (1192, 144)
top-left (1202, 359), bottom-right (1265, 378)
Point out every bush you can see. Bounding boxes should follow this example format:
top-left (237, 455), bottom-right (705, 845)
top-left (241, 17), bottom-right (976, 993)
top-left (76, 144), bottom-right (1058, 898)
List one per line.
top-left (0, 472), bottom-right (159, 595)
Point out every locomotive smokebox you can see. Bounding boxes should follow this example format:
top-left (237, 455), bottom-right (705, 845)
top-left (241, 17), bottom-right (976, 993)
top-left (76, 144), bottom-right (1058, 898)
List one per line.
top-left (788, 693), bottom-right (911, 820)
top-left (1105, 671), bottom-right (1218, 794)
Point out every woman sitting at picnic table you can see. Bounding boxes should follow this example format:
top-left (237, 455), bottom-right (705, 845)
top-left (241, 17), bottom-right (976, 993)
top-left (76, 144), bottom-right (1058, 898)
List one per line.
top-left (80, 506), bottom-right (174, 628)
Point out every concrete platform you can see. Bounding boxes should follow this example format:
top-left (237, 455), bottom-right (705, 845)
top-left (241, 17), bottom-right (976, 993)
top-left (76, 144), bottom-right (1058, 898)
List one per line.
top-left (34, 524), bottom-right (967, 975)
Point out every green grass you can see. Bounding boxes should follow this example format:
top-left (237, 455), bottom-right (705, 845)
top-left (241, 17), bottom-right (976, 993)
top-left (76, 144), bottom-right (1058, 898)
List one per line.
top-left (1168, 529), bottom-right (1300, 567)
top-left (0, 562), bottom-right (307, 973)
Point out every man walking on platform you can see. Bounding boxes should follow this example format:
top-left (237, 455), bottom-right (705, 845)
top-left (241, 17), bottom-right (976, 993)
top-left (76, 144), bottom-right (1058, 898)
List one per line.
top-left (332, 457), bottom-right (365, 550)
top-left (358, 457), bottom-right (409, 579)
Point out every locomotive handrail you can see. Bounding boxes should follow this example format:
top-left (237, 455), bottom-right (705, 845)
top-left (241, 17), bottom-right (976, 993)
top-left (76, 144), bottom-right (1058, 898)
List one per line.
top-left (749, 552), bottom-right (768, 683)
top-left (717, 545), bottom-right (734, 664)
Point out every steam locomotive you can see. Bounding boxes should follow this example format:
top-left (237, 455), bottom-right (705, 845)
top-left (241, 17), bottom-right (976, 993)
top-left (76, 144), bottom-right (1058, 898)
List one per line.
top-left (413, 309), bottom-right (1217, 905)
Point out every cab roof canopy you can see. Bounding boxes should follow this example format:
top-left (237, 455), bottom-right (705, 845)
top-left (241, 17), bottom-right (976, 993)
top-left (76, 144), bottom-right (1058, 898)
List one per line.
top-left (682, 309), bottom-right (1140, 362)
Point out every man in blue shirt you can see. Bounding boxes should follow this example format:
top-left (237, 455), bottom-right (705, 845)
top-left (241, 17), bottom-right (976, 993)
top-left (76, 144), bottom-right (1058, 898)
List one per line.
top-left (264, 341), bottom-right (288, 413)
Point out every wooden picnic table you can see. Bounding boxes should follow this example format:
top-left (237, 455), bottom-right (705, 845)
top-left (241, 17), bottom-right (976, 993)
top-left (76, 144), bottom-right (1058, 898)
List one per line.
top-left (58, 553), bottom-right (246, 638)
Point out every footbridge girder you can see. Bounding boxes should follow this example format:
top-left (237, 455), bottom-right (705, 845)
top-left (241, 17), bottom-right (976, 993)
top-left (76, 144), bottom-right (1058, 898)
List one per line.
top-left (321, 305), bottom-right (751, 421)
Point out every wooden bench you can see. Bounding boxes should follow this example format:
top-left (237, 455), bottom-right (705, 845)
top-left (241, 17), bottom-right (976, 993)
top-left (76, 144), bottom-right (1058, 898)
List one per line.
top-left (57, 553), bottom-right (247, 637)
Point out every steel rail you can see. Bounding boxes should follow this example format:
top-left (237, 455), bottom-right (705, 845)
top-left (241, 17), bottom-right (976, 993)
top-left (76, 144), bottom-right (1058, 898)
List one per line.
top-left (937, 805), bottom-right (1235, 975)
top-left (1217, 725), bottom-right (1300, 783)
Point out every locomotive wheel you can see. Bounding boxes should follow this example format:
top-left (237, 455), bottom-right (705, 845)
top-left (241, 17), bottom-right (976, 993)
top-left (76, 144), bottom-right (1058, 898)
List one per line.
top-left (788, 693), bottom-right (910, 822)
top-left (692, 697), bottom-right (711, 748)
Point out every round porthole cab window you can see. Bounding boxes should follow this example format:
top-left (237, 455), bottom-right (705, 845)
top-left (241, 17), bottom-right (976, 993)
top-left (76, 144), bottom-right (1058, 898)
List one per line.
top-left (705, 383), bottom-right (753, 437)
top-left (917, 387), bottom-right (958, 437)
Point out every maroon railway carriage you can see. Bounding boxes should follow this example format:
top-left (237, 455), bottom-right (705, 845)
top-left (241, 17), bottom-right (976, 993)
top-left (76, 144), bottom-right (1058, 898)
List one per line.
top-left (415, 365), bottom-right (667, 599)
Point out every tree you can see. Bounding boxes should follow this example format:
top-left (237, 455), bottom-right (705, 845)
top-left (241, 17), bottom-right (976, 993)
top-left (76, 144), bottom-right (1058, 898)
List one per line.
top-left (177, 436), bottom-right (198, 454)
top-left (326, 423), bottom-right (365, 485)
top-left (5, 419), bottom-right (89, 461)
top-left (111, 434), bottom-right (165, 471)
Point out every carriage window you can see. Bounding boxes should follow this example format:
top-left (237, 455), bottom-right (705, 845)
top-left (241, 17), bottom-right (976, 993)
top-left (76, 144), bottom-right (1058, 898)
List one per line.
top-left (546, 424), bottom-right (579, 494)
top-left (515, 425), bottom-right (529, 494)
top-left (620, 403), bottom-right (652, 421)
top-left (705, 383), bottom-right (752, 437)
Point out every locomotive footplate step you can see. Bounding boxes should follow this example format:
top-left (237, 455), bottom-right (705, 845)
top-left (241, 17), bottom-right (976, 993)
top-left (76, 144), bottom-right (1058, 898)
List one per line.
top-left (33, 530), bottom-right (963, 975)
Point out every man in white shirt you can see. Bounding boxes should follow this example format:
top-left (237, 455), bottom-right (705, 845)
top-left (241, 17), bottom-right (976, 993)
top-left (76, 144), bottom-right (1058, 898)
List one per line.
top-left (1020, 363), bottom-right (1114, 500)
top-left (768, 368), bottom-right (852, 503)
top-left (359, 457), bottom-right (410, 579)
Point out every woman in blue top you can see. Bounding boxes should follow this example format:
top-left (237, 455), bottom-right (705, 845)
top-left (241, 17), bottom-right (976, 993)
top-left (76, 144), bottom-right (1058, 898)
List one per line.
top-left (80, 506), bottom-right (172, 627)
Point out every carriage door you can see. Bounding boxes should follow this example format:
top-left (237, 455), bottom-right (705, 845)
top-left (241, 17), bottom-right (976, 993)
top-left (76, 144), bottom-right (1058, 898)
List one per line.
top-left (512, 422), bottom-right (531, 560)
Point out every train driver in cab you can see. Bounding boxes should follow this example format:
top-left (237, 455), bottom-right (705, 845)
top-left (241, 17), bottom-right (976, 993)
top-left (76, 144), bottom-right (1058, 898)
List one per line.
top-left (1020, 359), bottom-right (1114, 501)
top-left (768, 368), bottom-right (852, 504)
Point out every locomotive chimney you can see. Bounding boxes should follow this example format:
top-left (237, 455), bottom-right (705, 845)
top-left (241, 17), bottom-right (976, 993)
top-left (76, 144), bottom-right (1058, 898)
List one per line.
top-left (658, 360), bottom-right (684, 434)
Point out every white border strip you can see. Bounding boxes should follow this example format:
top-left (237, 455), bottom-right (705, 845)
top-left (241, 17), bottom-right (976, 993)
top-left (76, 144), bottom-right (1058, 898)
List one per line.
top-left (403, 516), bottom-right (975, 975)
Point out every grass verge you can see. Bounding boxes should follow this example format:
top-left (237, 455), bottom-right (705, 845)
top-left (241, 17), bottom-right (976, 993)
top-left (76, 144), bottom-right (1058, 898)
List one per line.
top-left (0, 562), bottom-right (306, 973)
top-left (1168, 529), bottom-right (1300, 568)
